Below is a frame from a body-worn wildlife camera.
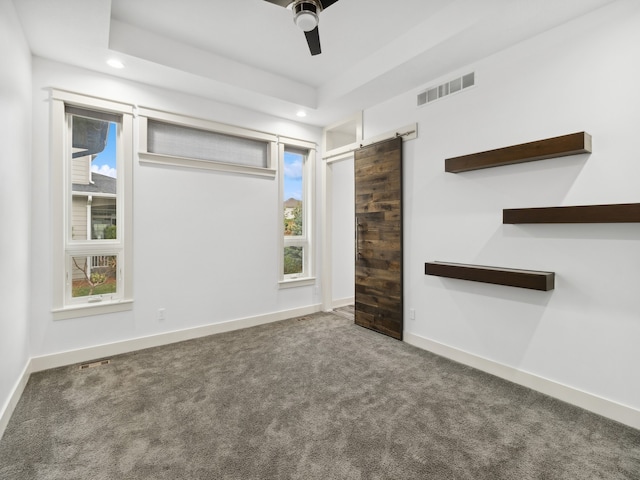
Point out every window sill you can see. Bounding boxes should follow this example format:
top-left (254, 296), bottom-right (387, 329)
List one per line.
top-left (278, 277), bottom-right (316, 289)
top-left (52, 299), bottom-right (133, 320)
top-left (139, 152), bottom-right (276, 178)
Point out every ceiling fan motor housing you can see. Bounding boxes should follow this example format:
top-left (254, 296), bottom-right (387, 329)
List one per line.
top-left (293, 0), bottom-right (321, 32)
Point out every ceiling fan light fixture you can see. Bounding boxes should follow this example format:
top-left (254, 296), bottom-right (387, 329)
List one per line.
top-left (293, 1), bottom-right (320, 32)
top-left (295, 11), bottom-right (318, 31)
top-left (265, 0), bottom-right (338, 55)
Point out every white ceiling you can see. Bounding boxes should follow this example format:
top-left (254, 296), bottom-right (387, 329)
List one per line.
top-left (13, 0), bottom-right (616, 126)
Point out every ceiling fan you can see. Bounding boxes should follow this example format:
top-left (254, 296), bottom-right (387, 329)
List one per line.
top-left (264, 0), bottom-right (340, 56)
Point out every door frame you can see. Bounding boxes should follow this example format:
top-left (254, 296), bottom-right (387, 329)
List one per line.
top-left (321, 124), bottom-right (417, 312)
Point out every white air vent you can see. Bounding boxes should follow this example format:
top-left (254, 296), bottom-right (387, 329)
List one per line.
top-left (417, 72), bottom-right (475, 106)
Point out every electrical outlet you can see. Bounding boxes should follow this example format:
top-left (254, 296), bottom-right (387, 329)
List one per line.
top-left (409, 308), bottom-right (415, 320)
top-left (158, 308), bottom-right (166, 321)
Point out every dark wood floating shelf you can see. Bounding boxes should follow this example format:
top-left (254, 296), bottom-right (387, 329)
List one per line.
top-left (425, 261), bottom-right (555, 291)
top-left (445, 132), bottom-right (592, 173)
top-left (503, 203), bottom-right (640, 224)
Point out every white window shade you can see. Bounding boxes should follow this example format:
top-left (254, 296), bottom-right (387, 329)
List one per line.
top-left (138, 108), bottom-right (277, 177)
top-left (147, 120), bottom-right (268, 169)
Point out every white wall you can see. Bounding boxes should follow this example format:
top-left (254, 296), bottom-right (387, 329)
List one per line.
top-left (29, 58), bottom-right (322, 359)
top-left (0, 0), bottom-right (32, 435)
top-left (340, 1), bottom-right (640, 412)
top-left (330, 157), bottom-right (355, 305)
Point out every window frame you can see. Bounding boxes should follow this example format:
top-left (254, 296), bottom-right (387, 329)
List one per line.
top-left (278, 137), bottom-right (316, 288)
top-left (51, 90), bottom-right (134, 319)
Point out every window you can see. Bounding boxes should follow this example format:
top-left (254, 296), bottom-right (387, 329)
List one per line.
top-left (51, 91), bottom-right (133, 319)
top-left (279, 137), bottom-right (315, 286)
top-left (137, 108), bottom-right (277, 177)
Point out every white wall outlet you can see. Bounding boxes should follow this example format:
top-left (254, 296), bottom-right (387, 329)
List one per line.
top-left (409, 308), bottom-right (415, 320)
top-left (158, 308), bottom-right (166, 321)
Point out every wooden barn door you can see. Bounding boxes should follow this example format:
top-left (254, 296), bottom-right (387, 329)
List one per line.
top-left (354, 137), bottom-right (403, 340)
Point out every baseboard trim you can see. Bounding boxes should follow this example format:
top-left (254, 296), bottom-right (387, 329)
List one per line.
top-left (9, 311), bottom-right (637, 437)
top-left (332, 297), bottom-right (354, 309)
top-left (30, 304), bottom-right (322, 373)
top-left (404, 332), bottom-right (640, 430)
top-left (0, 360), bottom-right (31, 441)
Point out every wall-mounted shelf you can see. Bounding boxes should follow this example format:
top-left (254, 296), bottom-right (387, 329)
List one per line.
top-left (503, 203), bottom-right (640, 224)
top-left (425, 261), bottom-right (555, 291)
top-left (445, 132), bottom-right (592, 173)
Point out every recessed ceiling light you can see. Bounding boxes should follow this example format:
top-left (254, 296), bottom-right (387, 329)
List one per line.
top-left (107, 59), bottom-right (124, 69)
top-left (296, 110), bottom-right (307, 118)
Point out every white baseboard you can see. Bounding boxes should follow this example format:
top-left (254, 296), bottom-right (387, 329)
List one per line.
top-left (332, 297), bottom-right (354, 309)
top-left (0, 361), bottom-right (31, 441)
top-left (404, 332), bottom-right (640, 430)
top-left (6, 309), bottom-right (637, 439)
top-left (30, 304), bottom-right (322, 373)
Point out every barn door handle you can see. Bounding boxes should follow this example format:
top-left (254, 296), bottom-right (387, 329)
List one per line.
top-left (355, 217), bottom-right (362, 261)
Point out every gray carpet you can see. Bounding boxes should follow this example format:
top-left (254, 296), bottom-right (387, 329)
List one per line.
top-left (1, 312), bottom-right (638, 479)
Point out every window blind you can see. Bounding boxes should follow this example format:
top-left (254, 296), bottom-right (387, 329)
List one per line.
top-left (147, 120), bottom-right (268, 169)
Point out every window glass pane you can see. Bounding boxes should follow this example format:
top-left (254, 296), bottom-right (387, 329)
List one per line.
top-left (91, 200), bottom-right (117, 239)
top-left (284, 247), bottom-right (303, 275)
top-left (283, 150), bottom-right (304, 237)
top-left (71, 255), bottom-right (117, 298)
top-left (147, 120), bottom-right (268, 168)
top-left (70, 114), bottom-right (118, 241)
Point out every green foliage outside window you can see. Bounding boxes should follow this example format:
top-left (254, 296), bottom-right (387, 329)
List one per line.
top-left (284, 203), bottom-right (303, 275)
top-left (284, 204), bottom-right (302, 236)
top-left (284, 246), bottom-right (303, 275)
top-left (104, 225), bottom-right (117, 239)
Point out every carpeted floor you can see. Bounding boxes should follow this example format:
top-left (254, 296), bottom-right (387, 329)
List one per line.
top-left (1, 312), bottom-right (639, 479)
top-left (332, 304), bottom-right (355, 320)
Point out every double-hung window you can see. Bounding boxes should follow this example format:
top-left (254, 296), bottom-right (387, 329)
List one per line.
top-left (51, 91), bottom-right (133, 319)
top-left (279, 137), bottom-right (315, 286)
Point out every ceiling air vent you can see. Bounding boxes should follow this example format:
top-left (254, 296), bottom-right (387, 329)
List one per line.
top-left (417, 72), bottom-right (475, 106)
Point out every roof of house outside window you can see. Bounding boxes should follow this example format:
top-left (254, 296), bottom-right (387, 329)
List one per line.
top-left (72, 173), bottom-right (116, 195)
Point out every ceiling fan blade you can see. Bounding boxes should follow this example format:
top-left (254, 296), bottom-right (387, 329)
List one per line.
top-left (263, 0), bottom-right (292, 7)
top-left (304, 27), bottom-right (322, 55)
top-left (319, 0), bottom-right (339, 9)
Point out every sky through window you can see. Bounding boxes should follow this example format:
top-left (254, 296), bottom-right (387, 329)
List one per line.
top-left (283, 151), bottom-right (302, 200)
top-left (91, 123), bottom-right (117, 177)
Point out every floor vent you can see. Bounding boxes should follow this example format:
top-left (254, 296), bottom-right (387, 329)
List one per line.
top-left (418, 72), bottom-right (475, 106)
top-left (79, 359), bottom-right (111, 370)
